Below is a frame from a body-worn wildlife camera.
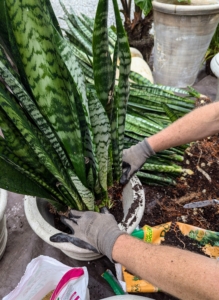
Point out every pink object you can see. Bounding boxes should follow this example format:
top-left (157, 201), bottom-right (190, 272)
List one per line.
top-left (50, 268), bottom-right (84, 300)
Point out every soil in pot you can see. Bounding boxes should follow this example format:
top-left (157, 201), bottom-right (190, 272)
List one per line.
top-left (52, 181), bottom-right (138, 233)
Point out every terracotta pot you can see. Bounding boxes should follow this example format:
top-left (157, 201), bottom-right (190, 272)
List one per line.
top-left (24, 175), bottom-right (145, 261)
top-left (0, 189), bottom-right (8, 260)
top-left (152, 0), bottom-right (219, 87)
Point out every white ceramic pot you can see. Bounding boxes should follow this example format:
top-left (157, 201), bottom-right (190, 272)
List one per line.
top-left (130, 57), bottom-right (154, 84)
top-left (24, 175), bottom-right (145, 261)
top-left (210, 53), bottom-right (219, 100)
top-left (112, 50), bottom-right (154, 84)
top-left (152, 0), bottom-right (219, 87)
top-left (130, 47), bottom-right (143, 59)
top-left (0, 189), bottom-right (8, 260)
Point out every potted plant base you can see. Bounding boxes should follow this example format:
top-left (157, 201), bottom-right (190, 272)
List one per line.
top-left (24, 175), bottom-right (145, 261)
top-left (152, 0), bottom-right (219, 87)
top-left (0, 189), bottom-right (8, 260)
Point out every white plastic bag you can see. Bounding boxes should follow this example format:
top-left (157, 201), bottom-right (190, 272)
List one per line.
top-left (3, 255), bottom-right (89, 300)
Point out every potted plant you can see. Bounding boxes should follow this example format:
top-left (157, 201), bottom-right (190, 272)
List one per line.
top-left (152, 0), bottom-right (219, 87)
top-left (119, 0), bottom-right (154, 63)
top-left (0, 0), bottom-right (145, 260)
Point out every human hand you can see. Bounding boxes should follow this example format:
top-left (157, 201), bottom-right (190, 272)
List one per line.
top-left (50, 208), bottom-right (127, 262)
top-left (120, 139), bottom-right (155, 185)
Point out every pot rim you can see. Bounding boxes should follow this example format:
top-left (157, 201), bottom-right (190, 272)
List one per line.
top-left (24, 175), bottom-right (145, 260)
top-left (152, 1), bottom-right (219, 15)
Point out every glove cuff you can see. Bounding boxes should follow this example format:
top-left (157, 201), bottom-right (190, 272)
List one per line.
top-left (139, 138), bottom-right (155, 158)
top-left (101, 231), bottom-right (128, 263)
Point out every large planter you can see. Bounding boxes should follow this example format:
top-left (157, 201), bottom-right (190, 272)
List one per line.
top-left (24, 175), bottom-right (145, 261)
top-left (0, 189), bottom-right (8, 260)
top-left (152, 0), bottom-right (219, 87)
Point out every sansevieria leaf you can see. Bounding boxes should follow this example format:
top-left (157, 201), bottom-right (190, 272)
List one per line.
top-left (5, 0), bottom-right (87, 186)
top-left (93, 0), bottom-right (113, 109)
top-left (0, 156), bottom-right (56, 200)
top-left (88, 90), bottom-right (111, 196)
top-left (111, 0), bottom-right (131, 180)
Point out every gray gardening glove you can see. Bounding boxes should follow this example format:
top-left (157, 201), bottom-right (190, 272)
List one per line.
top-left (50, 208), bottom-right (127, 262)
top-left (120, 138), bottom-right (155, 185)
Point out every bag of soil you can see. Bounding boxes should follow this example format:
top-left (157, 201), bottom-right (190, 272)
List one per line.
top-left (121, 222), bottom-right (219, 293)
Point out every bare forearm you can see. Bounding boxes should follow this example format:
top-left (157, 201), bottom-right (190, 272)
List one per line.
top-left (147, 102), bottom-right (219, 153)
top-left (112, 235), bottom-right (219, 300)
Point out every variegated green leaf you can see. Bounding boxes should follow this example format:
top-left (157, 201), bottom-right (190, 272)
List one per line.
top-left (88, 90), bottom-right (111, 195)
top-left (111, 0), bottom-right (131, 180)
top-left (162, 103), bottom-right (179, 123)
top-left (0, 98), bottom-right (55, 185)
top-left (129, 71), bottom-right (152, 85)
top-left (93, 0), bottom-right (113, 109)
top-left (0, 86), bottom-right (84, 209)
top-left (0, 137), bottom-right (64, 202)
top-left (6, 0), bottom-right (86, 186)
top-left (0, 156), bottom-right (61, 200)
top-left (0, 61), bottom-right (70, 168)
top-left (68, 169), bottom-right (94, 210)
top-left (63, 16), bottom-right (93, 56)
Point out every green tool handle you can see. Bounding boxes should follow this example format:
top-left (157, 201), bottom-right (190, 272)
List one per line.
top-left (131, 228), bottom-right (144, 240)
top-left (102, 269), bottom-right (126, 295)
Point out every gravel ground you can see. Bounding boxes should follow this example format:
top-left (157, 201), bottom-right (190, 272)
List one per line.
top-left (50, 0), bottom-right (124, 28)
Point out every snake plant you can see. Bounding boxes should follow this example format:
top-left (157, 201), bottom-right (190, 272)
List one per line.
top-left (59, 6), bottom-right (204, 186)
top-left (0, 0), bottom-right (131, 211)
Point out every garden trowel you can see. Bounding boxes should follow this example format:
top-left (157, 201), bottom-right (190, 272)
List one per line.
top-left (183, 199), bottom-right (219, 209)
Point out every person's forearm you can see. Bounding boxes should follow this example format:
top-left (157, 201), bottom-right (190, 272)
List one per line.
top-left (112, 235), bottom-right (219, 300)
top-left (147, 102), bottom-right (219, 153)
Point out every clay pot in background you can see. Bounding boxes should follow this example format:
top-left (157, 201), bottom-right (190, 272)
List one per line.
top-left (153, 0), bottom-right (219, 87)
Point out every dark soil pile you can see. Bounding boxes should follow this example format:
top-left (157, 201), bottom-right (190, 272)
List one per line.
top-left (129, 134), bottom-right (219, 299)
top-left (109, 134), bottom-right (219, 300)
top-left (140, 134), bottom-right (219, 232)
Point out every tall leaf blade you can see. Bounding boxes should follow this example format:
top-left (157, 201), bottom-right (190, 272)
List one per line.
top-left (0, 137), bottom-right (64, 201)
top-left (5, 0), bottom-right (86, 185)
top-left (53, 31), bottom-right (96, 168)
top-left (111, 0), bottom-right (131, 180)
top-left (88, 90), bottom-right (111, 194)
top-left (0, 87), bottom-right (83, 209)
top-left (0, 156), bottom-right (55, 199)
top-left (92, 0), bottom-right (113, 109)
top-left (0, 61), bottom-right (69, 168)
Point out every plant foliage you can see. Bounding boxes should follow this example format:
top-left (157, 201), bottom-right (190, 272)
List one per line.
top-left (0, 0), bottom-right (131, 210)
top-left (60, 9), bottom-right (201, 186)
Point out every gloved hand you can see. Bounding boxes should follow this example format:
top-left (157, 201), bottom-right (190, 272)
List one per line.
top-left (120, 138), bottom-right (155, 185)
top-left (50, 209), bottom-right (127, 262)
